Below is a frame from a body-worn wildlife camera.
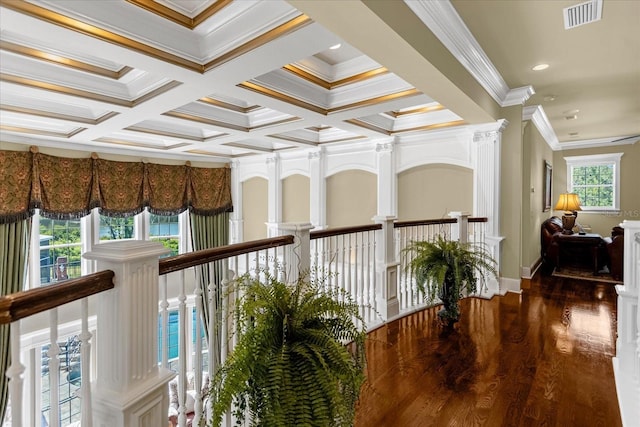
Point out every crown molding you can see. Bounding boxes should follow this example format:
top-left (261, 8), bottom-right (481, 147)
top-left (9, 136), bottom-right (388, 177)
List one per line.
top-left (503, 86), bottom-right (535, 107)
top-left (558, 135), bottom-right (639, 150)
top-left (522, 105), bottom-right (560, 151)
top-left (404, 0), bottom-right (533, 108)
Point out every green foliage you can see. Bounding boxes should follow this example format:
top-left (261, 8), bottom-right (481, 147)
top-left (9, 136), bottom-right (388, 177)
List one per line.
top-left (572, 165), bottom-right (614, 208)
top-left (208, 271), bottom-right (367, 427)
top-left (403, 235), bottom-right (497, 320)
top-left (99, 216), bottom-right (134, 240)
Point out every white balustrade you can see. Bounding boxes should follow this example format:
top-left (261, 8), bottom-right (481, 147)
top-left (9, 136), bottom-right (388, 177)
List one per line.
top-left (613, 220), bottom-right (640, 426)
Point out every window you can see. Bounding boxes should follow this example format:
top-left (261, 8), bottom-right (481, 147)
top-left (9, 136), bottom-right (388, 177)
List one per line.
top-left (38, 218), bottom-right (82, 285)
top-left (99, 215), bottom-right (135, 241)
top-left (41, 336), bottom-right (82, 425)
top-left (565, 153), bottom-right (623, 211)
top-left (150, 214), bottom-right (180, 256)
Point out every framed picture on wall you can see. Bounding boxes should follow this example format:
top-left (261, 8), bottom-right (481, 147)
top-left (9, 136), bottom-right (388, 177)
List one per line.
top-left (543, 161), bottom-right (552, 212)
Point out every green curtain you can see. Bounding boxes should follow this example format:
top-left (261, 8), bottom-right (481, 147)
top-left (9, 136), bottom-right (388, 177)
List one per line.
top-left (190, 212), bottom-right (229, 369)
top-left (0, 219), bottom-right (31, 423)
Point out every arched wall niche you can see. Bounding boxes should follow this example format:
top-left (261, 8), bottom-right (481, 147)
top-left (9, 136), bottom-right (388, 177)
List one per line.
top-left (282, 174), bottom-right (310, 223)
top-left (242, 176), bottom-right (268, 241)
top-left (326, 170), bottom-right (377, 227)
top-left (397, 163), bottom-right (473, 221)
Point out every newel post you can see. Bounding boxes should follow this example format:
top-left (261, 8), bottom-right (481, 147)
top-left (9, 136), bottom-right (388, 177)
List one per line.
top-left (84, 241), bottom-right (175, 427)
top-left (612, 220), bottom-right (640, 427)
top-left (373, 216), bottom-right (399, 320)
top-left (448, 211), bottom-right (469, 244)
top-left (277, 223), bottom-right (314, 283)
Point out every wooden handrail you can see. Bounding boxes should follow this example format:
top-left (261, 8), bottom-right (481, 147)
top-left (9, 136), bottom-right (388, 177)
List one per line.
top-left (469, 217), bottom-right (488, 223)
top-left (394, 218), bottom-right (457, 228)
top-left (159, 235), bottom-right (295, 275)
top-left (0, 270), bottom-right (115, 324)
top-left (310, 224), bottom-right (382, 240)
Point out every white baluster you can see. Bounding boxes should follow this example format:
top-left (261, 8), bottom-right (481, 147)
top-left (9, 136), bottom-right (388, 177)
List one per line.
top-left (80, 298), bottom-right (92, 426)
top-left (207, 262), bottom-right (217, 422)
top-left (7, 321), bottom-right (25, 427)
top-left (177, 270), bottom-right (187, 427)
top-left (193, 284), bottom-right (204, 426)
top-left (48, 310), bottom-right (60, 427)
top-left (160, 275), bottom-right (169, 369)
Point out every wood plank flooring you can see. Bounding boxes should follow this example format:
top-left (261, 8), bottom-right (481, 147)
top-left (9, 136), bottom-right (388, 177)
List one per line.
top-left (354, 272), bottom-right (622, 427)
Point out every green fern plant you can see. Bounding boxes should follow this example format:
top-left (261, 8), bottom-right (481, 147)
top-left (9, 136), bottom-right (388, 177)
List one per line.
top-left (207, 270), bottom-right (366, 427)
top-left (404, 235), bottom-right (497, 323)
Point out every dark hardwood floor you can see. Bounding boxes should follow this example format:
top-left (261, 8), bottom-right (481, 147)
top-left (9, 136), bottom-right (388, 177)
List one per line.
top-left (354, 270), bottom-right (622, 427)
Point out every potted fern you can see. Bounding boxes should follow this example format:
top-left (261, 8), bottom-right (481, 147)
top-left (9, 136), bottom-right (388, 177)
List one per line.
top-left (404, 235), bottom-right (497, 324)
top-left (206, 270), bottom-right (366, 427)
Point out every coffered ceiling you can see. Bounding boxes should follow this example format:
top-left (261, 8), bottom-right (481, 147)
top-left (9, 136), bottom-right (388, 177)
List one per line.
top-left (0, 0), bottom-right (638, 162)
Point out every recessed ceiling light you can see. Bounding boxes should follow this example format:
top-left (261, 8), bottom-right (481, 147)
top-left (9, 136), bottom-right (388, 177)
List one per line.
top-left (565, 115), bottom-right (578, 120)
top-left (532, 63), bottom-right (549, 71)
top-left (569, 132), bottom-right (579, 137)
top-left (563, 109), bottom-right (580, 115)
top-left (544, 95), bottom-right (556, 102)
top-left (329, 43), bottom-right (342, 50)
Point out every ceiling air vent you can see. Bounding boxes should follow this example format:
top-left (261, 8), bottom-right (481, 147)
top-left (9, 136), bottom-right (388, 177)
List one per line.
top-left (563, 0), bottom-right (603, 29)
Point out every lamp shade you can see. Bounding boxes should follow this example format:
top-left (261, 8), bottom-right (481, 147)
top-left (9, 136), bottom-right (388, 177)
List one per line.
top-left (554, 193), bottom-right (582, 212)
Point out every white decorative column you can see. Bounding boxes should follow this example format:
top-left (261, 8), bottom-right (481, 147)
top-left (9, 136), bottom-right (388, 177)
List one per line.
top-left (266, 155), bottom-right (282, 238)
top-left (309, 149), bottom-right (326, 230)
top-left (230, 160), bottom-right (243, 244)
top-left (276, 223), bottom-right (314, 283)
top-left (373, 216), bottom-right (399, 321)
top-left (375, 140), bottom-right (396, 218)
top-left (84, 240), bottom-right (175, 427)
top-left (613, 220), bottom-right (640, 427)
top-left (473, 120), bottom-right (507, 295)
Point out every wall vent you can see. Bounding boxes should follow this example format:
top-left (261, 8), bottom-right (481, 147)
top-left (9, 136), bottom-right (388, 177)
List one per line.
top-left (563, 0), bottom-right (603, 29)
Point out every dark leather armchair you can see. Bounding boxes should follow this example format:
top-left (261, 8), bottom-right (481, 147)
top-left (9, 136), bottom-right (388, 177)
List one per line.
top-left (541, 216), bottom-right (563, 268)
top-left (605, 226), bottom-right (624, 281)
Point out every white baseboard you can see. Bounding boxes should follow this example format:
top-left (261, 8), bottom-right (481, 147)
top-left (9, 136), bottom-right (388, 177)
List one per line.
top-left (612, 356), bottom-right (640, 426)
top-left (521, 257), bottom-right (542, 279)
top-left (499, 277), bottom-right (521, 294)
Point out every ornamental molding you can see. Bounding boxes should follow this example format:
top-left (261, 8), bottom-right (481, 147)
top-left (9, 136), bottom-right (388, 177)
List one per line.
top-left (472, 119), bottom-right (509, 143)
top-left (523, 105), bottom-right (560, 151)
top-left (404, 1), bottom-right (533, 107)
top-left (375, 142), bottom-right (394, 153)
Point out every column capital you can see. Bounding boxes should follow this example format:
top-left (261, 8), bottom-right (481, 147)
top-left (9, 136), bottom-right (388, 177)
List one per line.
top-left (376, 141), bottom-right (394, 153)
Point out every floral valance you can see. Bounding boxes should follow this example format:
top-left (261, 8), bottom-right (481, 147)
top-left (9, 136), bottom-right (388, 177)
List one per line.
top-left (0, 148), bottom-right (232, 224)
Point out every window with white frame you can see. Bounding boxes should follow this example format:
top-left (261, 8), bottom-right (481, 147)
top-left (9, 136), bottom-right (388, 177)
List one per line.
top-left (37, 217), bottom-right (82, 285)
top-left (150, 213), bottom-right (180, 256)
top-left (25, 208), bottom-right (190, 424)
top-left (565, 153), bottom-right (623, 211)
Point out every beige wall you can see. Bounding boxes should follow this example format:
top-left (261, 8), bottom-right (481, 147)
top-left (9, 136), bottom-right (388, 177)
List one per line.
top-left (521, 122), bottom-right (554, 271)
top-left (242, 177), bottom-right (268, 241)
top-left (500, 106), bottom-right (525, 280)
top-left (397, 164), bottom-right (473, 221)
top-left (326, 170), bottom-right (376, 227)
top-left (282, 174), bottom-right (310, 223)
top-left (552, 142), bottom-right (640, 236)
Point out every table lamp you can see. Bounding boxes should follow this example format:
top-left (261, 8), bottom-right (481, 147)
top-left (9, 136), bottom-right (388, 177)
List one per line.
top-left (555, 193), bottom-right (582, 234)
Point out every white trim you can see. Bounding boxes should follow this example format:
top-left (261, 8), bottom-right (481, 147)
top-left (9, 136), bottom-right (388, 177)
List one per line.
top-left (558, 135), bottom-right (640, 150)
top-left (564, 153), bottom-right (623, 211)
top-left (523, 105), bottom-right (561, 151)
top-left (499, 277), bottom-right (522, 294)
top-left (403, 0), bottom-right (533, 107)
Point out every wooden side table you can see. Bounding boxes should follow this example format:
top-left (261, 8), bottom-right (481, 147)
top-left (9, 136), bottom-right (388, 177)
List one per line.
top-left (554, 233), bottom-right (605, 274)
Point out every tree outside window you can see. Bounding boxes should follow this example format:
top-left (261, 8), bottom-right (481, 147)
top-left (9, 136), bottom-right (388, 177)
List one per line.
top-left (150, 214), bottom-right (180, 256)
top-left (565, 153), bottom-right (623, 211)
